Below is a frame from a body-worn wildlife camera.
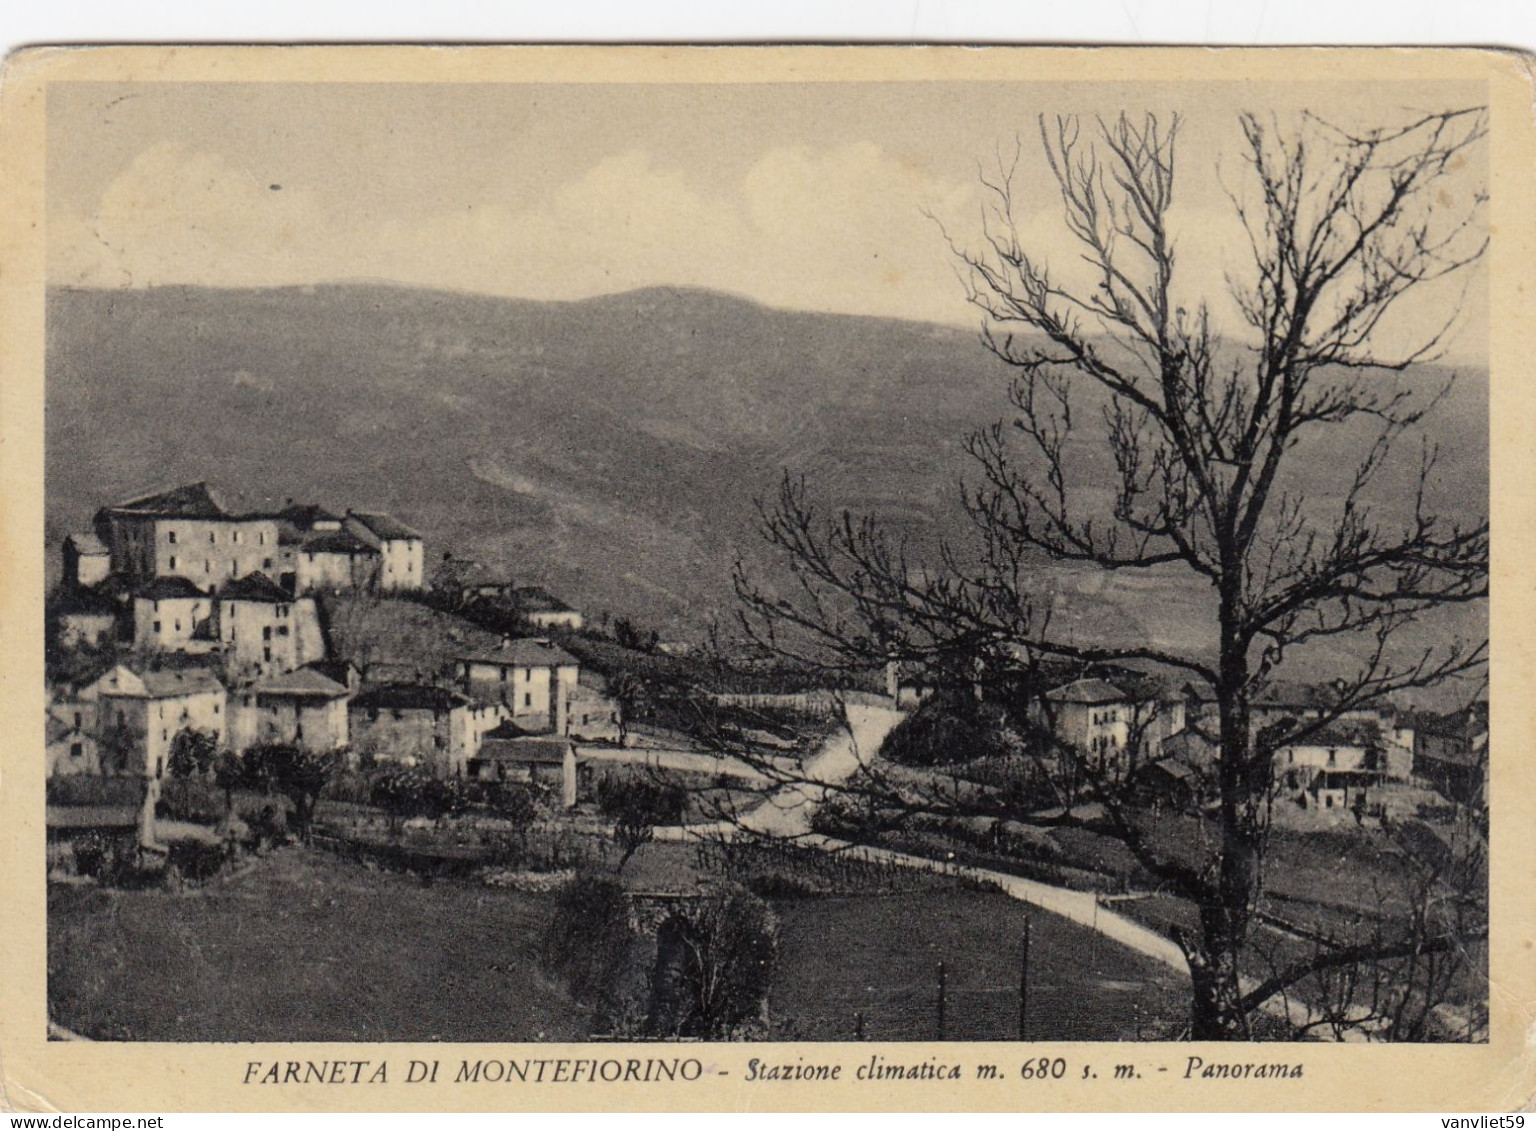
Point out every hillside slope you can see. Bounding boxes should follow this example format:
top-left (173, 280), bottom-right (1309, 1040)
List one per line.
top-left (45, 283), bottom-right (1487, 682)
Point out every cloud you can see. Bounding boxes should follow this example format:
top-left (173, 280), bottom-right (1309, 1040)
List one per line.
top-left (52, 142), bottom-right (327, 289)
top-left (51, 138), bottom-right (983, 325)
top-left (49, 135), bottom-right (1484, 358)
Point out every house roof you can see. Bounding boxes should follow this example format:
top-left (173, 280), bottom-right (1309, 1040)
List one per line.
top-left (64, 532), bottom-right (110, 556)
top-left (512, 586), bottom-right (575, 613)
top-left (347, 511), bottom-right (422, 542)
top-left (46, 805), bottom-right (140, 830)
top-left (482, 719), bottom-right (540, 740)
top-left (1139, 756), bottom-right (1201, 782)
top-left (93, 664), bottom-right (225, 700)
top-left (46, 717), bottom-right (89, 745)
top-left (254, 669), bottom-right (349, 699)
top-left (303, 659), bottom-right (358, 687)
top-left (474, 736), bottom-right (572, 765)
top-left (350, 683), bottom-right (469, 713)
top-left (301, 529), bottom-right (379, 556)
top-left (136, 576), bottom-right (209, 602)
top-left (1281, 719), bottom-right (1383, 749)
top-left (140, 668), bottom-right (225, 699)
top-left (272, 502), bottom-right (342, 528)
top-left (432, 556), bottom-right (504, 587)
top-left (103, 482), bottom-right (227, 519)
top-left (1046, 678), bottom-right (1126, 705)
top-left (52, 586), bottom-right (120, 616)
top-left (460, 638), bottom-right (579, 669)
top-left (219, 573), bottom-right (292, 604)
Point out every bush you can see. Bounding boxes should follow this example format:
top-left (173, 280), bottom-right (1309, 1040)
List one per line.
top-left (167, 839), bottom-right (226, 883)
top-left (72, 833), bottom-right (112, 879)
top-left (878, 691), bottom-right (1029, 767)
top-left (543, 873), bottom-right (640, 1011)
top-left (648, 888), bottom-right (778, 1039)
top-left (593, 771), bottom-right (687, 826)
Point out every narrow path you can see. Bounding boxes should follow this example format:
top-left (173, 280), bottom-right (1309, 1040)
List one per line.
top-left (657, 697), bottom-right (1360, 1040)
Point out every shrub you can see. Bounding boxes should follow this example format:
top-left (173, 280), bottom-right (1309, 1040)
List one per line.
top-left (647, 888), bottom-right (778, 1039)
top-left (167, 839), bottom-right (226, 883)
top-left (72, 833), bottom-right (112, 879)
top-left (543, 873), bottom-right (640, 1009)
top-left (878, 691), bottom-right (1028, 767)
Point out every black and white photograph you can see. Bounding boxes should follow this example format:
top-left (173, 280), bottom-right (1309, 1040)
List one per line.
top-left (33, 56), bottom-right (1496, 1059)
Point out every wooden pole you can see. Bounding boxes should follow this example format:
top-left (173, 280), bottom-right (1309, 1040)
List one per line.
top-left (855, 1011), bottom-right (865, 1041)
top-left (1018, 918), bottom-right (1032, 1040)
top-left (936, 961), bottom-right (947, 1040)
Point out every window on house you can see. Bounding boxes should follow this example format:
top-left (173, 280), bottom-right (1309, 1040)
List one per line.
top-left (277, 604), bottom-right (288, 617)
top-left (263, 626), bottom-right (272, 641)
top-left (434, 735), bottom-right (446, 750)
top-left (1328, 749), bottom-right (1337, 767)
top-left (70, 742), bottom-right (83, 758)
top-left (168, 530), bottom-right (177, 544)
top-left (499, 669), bottom-right (507, 682)
top-left (524, 693), bottom-right (532, 708)
top-left (259, 533), bottom-right (266, 546)
top-left (263, 647), bottom-right (272, 662)
top-left (264, 559), bottom-right (274, 570)
top-left (168, 555), bottom-right (177, 570)
top-left (234, 531), bottom-right (242, 544)
top-left (205, 560), bottom-right (212, 573)
top-left (213, 703), bottom-right (220, 715)
top-left (209, 531), bottom-right (216, 544)
top-left (153, 620), bottom-right (162, 634)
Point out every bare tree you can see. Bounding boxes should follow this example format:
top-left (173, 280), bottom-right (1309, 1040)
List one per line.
top-left (733, 108), bottom-right (1489, 1039)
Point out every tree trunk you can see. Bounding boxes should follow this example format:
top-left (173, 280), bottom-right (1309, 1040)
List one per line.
top-left (1188, 583), bottom-right (1260, 1039)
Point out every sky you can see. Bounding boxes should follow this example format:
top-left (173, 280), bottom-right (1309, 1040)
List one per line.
top-left (47, 78), bottom-right (1489, 360)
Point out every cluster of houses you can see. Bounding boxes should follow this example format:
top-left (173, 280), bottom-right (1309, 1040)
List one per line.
top-left (890, 661), bottom-right (1488, 817)
top-left (47, 483), bottom-right (603, 808)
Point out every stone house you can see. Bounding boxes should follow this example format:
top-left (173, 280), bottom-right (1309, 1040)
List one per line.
top-left (51, 585), bottom-right (121, 648)
top-left (510, 586), bottom-right (584, 631)
top-left (295, 529), bottom-right (380, 593)
top-left (131, 576), bottom-right (219, 654)
top-left (343, 511), bottom-right (425, 592)
top-left (1043, 677), bottom-right (1186, 777)
top-left (78, 664), bottom-right (227, 781)
top-left (227, 668), bottom-right (350, 754)
top-left (455, 637), bottom-right (580, 735)
top-left (61, 532), bottom-right (112, 590)
top-left (1274, 720), bottom-right (1397, 807)
top-left (47, 715), bottom-right (103, 776)
top-left (467, 722), bottom-right (578, 807)
top-left (217, 572), bottom-right (326, 677)
top-left (94, 482), bottom-right (281, 587)
top-left (348, 683), bottom-right (471, 775)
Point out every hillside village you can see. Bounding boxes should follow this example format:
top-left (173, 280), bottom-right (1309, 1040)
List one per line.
top-left (46, 482), bottom-right (625, 837)
top-left (48, 479), bottom-right (1489, 841)
top-left (45, 478), bottom-right (1489, 1043)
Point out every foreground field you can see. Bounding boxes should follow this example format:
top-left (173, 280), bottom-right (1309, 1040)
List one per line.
top-left (48, 849), bottom-right (586, 1042)
top-left (50, 844), bottom-right (1191, 1042)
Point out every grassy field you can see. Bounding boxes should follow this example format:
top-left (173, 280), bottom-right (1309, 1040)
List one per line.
top-left (48, 848), bottom-right (586, 1042)
top-left (770, 887), bottom-right (1189, 1041)
top-left (51, 840), bottom-right (1193, 1042)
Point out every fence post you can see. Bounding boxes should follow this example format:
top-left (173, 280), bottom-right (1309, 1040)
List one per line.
top-left (936, 961), bottom-right (947, 1040)
top-left (1018, 918), bottom-right (1031, 1041)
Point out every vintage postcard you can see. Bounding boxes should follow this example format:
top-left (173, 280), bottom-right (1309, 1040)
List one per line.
top-left (1, 45), bottom-right (1533, 1113)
